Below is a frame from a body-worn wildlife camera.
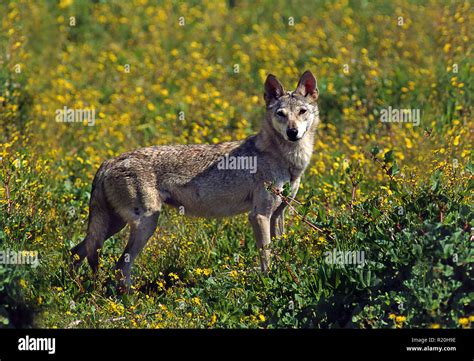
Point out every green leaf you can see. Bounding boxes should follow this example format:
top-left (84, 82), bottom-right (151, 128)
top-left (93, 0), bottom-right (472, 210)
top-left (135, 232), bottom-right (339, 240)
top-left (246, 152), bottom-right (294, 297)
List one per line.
top-left (390, 180), bottom-right (399, 193)
top-left (282, 182), bottom-right (291, 197)
top-left (465, 160), bottom-right (473, 175)
top-left (318, 206), bottom-right (327, 223)
top-left (0, 314), bottom-right (9, 326)
top-left (430, 169), bottom-right (442, 192)
top-left (370, 146), bottom-right (380, 156)
top-left (383, 150), bottom-right (394, 163)
top-left (387, 162), bottom-right (400, 176)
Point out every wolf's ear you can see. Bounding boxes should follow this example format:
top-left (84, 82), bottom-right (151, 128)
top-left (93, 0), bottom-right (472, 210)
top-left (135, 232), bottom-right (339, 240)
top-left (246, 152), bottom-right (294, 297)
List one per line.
top-left (264, 74), bottom-right (285, 107)
top-left (294, 70), bottom-right (319, 103)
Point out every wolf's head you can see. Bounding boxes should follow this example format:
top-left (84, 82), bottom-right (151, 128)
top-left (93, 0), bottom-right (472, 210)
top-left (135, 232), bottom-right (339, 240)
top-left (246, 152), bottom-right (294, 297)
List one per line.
top-left (263, 71), bottom-right (319, 142)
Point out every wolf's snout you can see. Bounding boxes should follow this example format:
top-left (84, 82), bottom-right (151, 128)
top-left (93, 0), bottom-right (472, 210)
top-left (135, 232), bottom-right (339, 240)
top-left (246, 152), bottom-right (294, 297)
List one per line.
top-left (286, 128), bottom-right (299, 141)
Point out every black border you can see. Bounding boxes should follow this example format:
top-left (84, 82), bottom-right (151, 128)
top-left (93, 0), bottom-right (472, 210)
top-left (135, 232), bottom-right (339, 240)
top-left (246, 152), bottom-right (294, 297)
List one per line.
top-left (0, 329), bottom-right (472, 360)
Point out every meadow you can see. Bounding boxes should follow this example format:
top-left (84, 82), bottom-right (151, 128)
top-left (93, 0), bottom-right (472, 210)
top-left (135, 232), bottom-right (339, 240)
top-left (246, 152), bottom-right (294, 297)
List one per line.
top-left (0, 0), bottom-right (472, 328)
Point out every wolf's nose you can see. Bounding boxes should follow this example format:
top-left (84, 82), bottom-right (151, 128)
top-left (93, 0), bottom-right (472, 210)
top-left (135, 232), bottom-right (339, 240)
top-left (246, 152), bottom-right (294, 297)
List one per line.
top-left (286, 128), bottom-right (299, 141)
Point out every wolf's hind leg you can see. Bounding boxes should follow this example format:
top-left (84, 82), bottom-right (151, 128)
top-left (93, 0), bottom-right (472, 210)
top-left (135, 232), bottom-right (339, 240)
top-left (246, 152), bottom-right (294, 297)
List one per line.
top-left (70, 209), bottom-right (125, 273)
top-left (114, 212), bottom-right (159, 291)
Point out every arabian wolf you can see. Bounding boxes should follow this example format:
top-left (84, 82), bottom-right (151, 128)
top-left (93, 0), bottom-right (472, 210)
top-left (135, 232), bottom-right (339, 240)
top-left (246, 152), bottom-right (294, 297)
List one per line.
top-left (71, 71), bottom-right (320, 289)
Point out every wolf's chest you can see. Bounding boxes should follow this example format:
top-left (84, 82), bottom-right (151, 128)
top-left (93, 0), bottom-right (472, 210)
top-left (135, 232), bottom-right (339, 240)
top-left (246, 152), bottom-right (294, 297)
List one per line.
top-left (285, 146), bottom-right (312, 180)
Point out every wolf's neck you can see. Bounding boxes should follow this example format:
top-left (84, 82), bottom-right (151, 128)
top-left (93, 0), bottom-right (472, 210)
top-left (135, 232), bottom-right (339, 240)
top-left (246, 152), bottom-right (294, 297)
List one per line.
top-left (255, 119), bottom-right (316, 177)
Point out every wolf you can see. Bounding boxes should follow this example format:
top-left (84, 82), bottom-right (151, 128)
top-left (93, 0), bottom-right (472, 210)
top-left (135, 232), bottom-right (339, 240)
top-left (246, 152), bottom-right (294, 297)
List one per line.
top-left (70, 70), bottom-right (320, 289)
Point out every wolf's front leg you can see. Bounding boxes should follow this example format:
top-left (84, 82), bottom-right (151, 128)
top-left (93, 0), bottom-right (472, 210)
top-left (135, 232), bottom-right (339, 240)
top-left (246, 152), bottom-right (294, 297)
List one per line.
top-left (249, 212), bottom-right (272, 273)
top-left (249, 185), bottom-right (283, 272)
top-left (270, 177), bottom-right (300, 239)
top-left (270, 203), bottom-right (286, 239)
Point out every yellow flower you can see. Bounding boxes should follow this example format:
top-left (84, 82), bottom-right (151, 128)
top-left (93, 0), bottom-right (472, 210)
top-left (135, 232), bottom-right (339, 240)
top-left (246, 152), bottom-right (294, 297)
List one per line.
top-left (108, 53), bottom-right (117, 63)
top-left (58, 0), bottom-right (73, 9)
top-left (108, 301), bottom-right (124, 315)
top-left (209, 314), bottom-right (217, 326)
top-left (388, 313), bottom-right (396, 320)
top-left (168, 272), bottom-right (179, 281)
top-left (429, 323), bottom-right (440, 329)
top-left (453, 135), bottom-right (460, 146)
top-left (191, 297), bottom-right (201, 306)
top-left (458, 318), bottom-right (469, 327)
top-left (396, 315), bottom-right (406, 323)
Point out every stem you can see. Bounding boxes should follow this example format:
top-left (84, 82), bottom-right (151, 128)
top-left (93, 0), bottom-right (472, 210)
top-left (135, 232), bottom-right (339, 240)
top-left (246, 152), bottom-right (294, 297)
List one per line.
top-left (265, 182), bottom-right (335, 241)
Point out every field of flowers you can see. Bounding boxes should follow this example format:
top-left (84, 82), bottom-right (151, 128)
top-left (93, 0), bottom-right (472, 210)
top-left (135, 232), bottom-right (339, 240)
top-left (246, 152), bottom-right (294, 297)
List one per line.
top-left (0, 0), bottom-right (472, 328)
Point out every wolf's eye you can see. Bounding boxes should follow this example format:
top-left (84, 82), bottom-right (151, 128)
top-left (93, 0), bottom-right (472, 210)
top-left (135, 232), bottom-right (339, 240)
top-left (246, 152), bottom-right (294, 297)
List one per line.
top-left (276, 110), bottom-right (286, 117)
top-left (299, 108), bottom-right (307, 115)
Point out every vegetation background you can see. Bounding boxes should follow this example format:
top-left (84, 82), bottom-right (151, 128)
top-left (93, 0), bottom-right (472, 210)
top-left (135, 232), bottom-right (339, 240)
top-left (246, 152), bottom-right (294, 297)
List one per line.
top-left (0, 0), bottom-right (472, 328)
